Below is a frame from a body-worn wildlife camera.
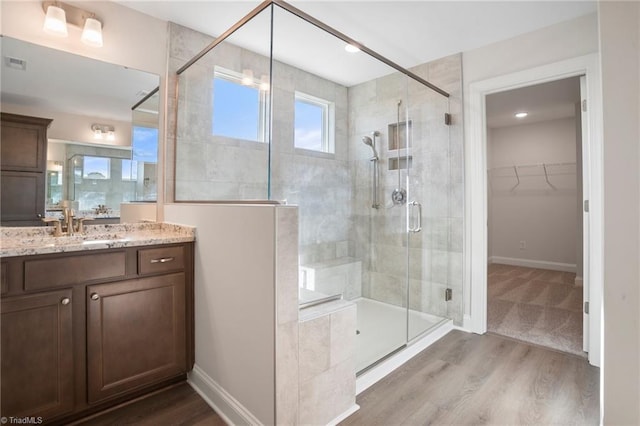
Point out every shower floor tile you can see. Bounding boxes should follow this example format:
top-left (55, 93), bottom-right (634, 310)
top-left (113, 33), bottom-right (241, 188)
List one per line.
top-left (354, 297), bottom-right (445, 373)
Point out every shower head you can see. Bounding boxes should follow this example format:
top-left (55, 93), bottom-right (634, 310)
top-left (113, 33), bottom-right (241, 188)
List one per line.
top-left (362, 135), bottom-right (378, 159)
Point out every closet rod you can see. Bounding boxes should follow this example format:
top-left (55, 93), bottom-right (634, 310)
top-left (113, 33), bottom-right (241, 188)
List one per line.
top-left (489, 161), bottom-right (576, 171)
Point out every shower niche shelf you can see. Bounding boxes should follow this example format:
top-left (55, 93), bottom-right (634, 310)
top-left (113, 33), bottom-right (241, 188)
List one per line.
top-left (388, 155), bottom-right (413, 171)
top-left (388, 120), bottom-right (412, 150)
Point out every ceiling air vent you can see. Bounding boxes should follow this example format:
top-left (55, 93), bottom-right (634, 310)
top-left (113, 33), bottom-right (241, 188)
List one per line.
top-left (4, 56), bottom-right (27, 71)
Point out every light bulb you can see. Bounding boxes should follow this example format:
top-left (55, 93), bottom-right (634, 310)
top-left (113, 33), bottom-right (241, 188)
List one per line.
top-left (81, 18), bottom-right (103, 48)
top-left (43, 5), bottom-right (68, 37)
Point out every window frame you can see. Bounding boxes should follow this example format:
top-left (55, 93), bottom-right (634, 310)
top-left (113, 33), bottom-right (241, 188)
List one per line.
top-left (294, 91), bottom-right (335, 154)
top-left (212, 67), bottom-right (269, 143)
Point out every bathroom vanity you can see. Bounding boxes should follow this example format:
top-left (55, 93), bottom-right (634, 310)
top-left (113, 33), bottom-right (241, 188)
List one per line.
top-left (0, 223), bottom-right (195, 424)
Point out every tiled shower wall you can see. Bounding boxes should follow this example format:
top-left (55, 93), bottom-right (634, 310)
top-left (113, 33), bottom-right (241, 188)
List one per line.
top-left (349, 55), bottom-right (464, 324)
top-left (168, 22), bottom-right (463, 324)
top-left (168, 23), bottom-right (351, 272)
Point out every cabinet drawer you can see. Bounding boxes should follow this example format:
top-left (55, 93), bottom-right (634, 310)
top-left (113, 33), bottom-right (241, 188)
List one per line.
top-left (138, 246), bottom-right (185, 276)
top-left (24, 251), bottom-right (126, 291)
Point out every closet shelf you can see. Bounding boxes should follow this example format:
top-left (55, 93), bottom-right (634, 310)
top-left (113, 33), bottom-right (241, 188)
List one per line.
top-left (488, 162), bottom-right (577, 191)
top-left (489, 161), bottom-right (576, 172)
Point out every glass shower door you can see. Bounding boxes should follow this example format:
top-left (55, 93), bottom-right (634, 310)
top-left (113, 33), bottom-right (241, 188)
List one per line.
top-left (406, 82), bottom-right (451, 341)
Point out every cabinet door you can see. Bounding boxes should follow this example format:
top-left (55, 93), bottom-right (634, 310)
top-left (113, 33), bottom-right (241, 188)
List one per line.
top-left (0, 117), bottom-right (48, 172)
top-left (87, 273), bottom-right (186, 403)
top-left (1, 289), bottom-right (74, 420)
top-left (1, 171), bottom-right (45, 225)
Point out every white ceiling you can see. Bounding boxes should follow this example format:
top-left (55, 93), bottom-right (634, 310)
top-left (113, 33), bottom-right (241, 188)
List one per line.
top-left (117, 0), bottom-right (597, 87)
top-left (486, 77), bottom-right (582, 128)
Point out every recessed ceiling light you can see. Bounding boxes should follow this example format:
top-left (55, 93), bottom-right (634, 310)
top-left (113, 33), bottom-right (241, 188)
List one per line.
top-left (515, 112), bottom-right (528, 118)
top-left (345, 44), bottom-right (360, 53)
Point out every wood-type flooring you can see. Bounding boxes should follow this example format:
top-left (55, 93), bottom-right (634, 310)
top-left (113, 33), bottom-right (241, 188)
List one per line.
top-left (73, 331), bottom-right (599, 425)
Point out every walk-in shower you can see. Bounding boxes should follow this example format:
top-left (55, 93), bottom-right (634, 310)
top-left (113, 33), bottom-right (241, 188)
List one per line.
top-left (173, 0), bottom-right (463, 375)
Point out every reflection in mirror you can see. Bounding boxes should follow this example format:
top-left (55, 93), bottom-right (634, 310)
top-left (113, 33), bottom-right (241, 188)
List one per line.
top-left (0, 36), bottom-right (160, 225)
top-left (47, 141), bottom-right (133, 222)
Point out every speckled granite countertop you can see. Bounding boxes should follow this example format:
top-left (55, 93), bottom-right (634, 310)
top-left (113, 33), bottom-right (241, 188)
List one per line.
top-left (0, 222), bottom-right (195, 258)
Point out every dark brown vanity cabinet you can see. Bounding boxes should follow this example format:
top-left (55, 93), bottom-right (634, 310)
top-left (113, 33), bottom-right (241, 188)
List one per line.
top-left (86, 273), bottom-right (187, 403)
top-left (0, 113), bottom-right (52, 226)
top-left (1, 289), bottom-right (75, 420)
top-left (0, 243), bottom-right (194, 424)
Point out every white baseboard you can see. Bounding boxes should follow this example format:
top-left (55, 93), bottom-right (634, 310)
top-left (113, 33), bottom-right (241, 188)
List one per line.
top-left (489, 256), bottom-right (576, 273)
top-left (460, 314), bottom-right (473, 332)
top-left (328, 404), bottom-right (360, 426)
top-left (188, 364), bottom-right (263, 426)
top-left (356, 320), bottom-right (453, 395)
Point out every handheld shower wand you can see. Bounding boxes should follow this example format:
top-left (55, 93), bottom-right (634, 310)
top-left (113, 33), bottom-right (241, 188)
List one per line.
top-left (362, 131), bottom-right (380, 209)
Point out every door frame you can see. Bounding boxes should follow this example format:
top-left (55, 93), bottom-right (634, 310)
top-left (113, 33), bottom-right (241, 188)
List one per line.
top-left (464, 54), bottom-right (603, 367)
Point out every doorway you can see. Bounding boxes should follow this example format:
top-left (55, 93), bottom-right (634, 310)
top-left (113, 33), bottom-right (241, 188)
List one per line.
top-left (465, 54), bottom-right (603, 367)
top-left (484, 77), bottom-right (584, 355)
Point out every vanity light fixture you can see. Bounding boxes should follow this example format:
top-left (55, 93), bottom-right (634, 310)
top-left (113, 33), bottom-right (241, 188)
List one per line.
top-left (43, 3), bottom-right (68, 37)
top-left (91, 124), bottom-right (114, 140)
top-left (81, 17), bottom-right (103, 47)
top-left (515, 112), bottom-right (528, 118)
top-left (42, 1), bottom-right (104, 47)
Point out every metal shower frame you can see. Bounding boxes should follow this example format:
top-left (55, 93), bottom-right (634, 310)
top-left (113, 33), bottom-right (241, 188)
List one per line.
top-left (176, 0), bottom-right (450, 99)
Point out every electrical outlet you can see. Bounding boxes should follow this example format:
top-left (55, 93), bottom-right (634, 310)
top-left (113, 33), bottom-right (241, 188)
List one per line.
top-left (519, 240), bottom-right (526, 250)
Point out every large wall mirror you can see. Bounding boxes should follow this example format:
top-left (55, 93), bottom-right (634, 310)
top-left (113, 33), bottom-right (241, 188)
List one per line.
top-left (0, 36), bottom-right (160, 224)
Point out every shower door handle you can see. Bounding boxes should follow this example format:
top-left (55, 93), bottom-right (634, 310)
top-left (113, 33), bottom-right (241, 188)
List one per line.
top-left (408, 201), bottom-right (422, 233)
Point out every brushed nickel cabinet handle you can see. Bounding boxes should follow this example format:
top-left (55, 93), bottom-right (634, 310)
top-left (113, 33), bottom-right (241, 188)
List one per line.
top-left (150, 257), bottom-right (175, 264)
top-left (90, 293), bottom-right (100, 301)
top-left (61, 297), bottom-right (70, 305)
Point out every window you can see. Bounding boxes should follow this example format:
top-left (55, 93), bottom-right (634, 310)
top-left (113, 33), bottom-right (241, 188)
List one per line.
top-left (132, 126), bottom-right (159, 163)
top-left (294, 92), bottom-right (334, 153)
top-left (123, 126), bottom-right (158, 181)
top-left (212, 68), bottom-right (268, 142)
top-left (122, 159), bottom-right (138, 181)
top-left (82, 156), bottom-right (110, 179)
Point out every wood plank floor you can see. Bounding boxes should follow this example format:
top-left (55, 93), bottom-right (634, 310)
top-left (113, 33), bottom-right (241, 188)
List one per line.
top-left (341, 330), bottom-right (599, 425)
top-left (71, 383), bottom-right (225, 426)
top-left (72, 331), bottom-right (599, 425)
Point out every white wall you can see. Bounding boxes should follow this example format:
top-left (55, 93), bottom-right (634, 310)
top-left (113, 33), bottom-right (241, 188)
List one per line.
top-left (165, 204), bottom-right (275, 424)
top-left (599, 2), bottom-right (640, 424)
top-left (463, 13), bottom-right (599, 85)
top-left (0, 1), bottom-right (167, 75)
top-left (488, 118), bottom-right (578, 270)
top-left (462, 12), bottom-right (599, 321)
top-left (2, 103), bottom-right (132, 147)
top-left (164, 203), bottom-right (300, 425)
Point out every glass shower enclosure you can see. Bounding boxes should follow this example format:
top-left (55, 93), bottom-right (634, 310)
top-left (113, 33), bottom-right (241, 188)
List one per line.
top-left (174, 0), bottom-right (459, 374)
